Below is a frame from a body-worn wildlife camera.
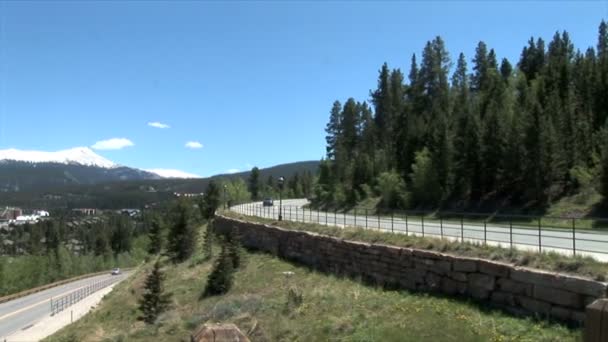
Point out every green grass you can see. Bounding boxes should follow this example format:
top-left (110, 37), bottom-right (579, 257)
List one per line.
top-left (223, 210), bottom-right (608, 281)
top-left (45, 236), bottom-right (580, 342)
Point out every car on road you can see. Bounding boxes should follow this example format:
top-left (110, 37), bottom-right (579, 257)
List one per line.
top-left (111, 268), bottom-right (121, 275)
top-left (263, 198), bottom-right (274, 206)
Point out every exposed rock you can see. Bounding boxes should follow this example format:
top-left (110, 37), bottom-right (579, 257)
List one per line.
top-left (191, 323), bottom-right (250, 342)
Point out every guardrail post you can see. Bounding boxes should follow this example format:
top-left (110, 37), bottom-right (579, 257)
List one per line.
top-left (334, 210), bottom-right (337, 227)
top-left (421, 215), bottom-right (425, 237)
top-left (572, 218), bottom-right (576, 256)
top-left (483, 220), bottom-right (487, 244)
top-left (405, 214), bottom-right (408, 235)
top-left (509, 219), bottom-right (513, 249)
top-left (344, 211), bottom-right (346, 227)
top-left (365, 209), bottom-right (368, 229)
top-left (440, 216), bottom-right (444, 239)
top-left (391, 212), bottom-right (394, 233)
top-left (354, 208), bottom-right (357, 226)
top-left (538, 217), bottom-right (542, 253)
top-left (325, 210), bottom-right (328, 226)
top-left (460, 216), bottom-right (464, 243)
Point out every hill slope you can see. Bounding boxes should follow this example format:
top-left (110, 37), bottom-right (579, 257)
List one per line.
top-left (44, 241), bottom-right (578, 341)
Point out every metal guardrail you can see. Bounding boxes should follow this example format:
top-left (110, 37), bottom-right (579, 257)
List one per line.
top-left (233, 203), bottom-right (608, 258)
top-left (50, 276), bottom-right (121, 316)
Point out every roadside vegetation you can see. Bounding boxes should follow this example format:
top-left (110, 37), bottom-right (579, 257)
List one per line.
top-left (45, 181), bottom-right (583, 341)
top-left (45, 233), bottom-right (580, 342)
top-left (223, 210), bottom-right (608, 281)
top-left (0, 214), bottom-right (149, 297)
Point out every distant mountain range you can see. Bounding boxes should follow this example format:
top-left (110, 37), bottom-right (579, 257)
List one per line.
top-left (0, 147), bottom-right (117, 168)
top-left (0, 147), bottom-right (320, 209)
top-left (0, 160), bottom-right (163, 192)
top-left (0, 147), bottom-right (164, 192)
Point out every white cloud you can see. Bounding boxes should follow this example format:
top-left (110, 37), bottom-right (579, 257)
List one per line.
top-left (185, 141), bottom-right (203, 149)
top-left (148, 122), bottom-right (170, 129)
top-left (146, 168), bottom-right (201, 179)
top-left (91, 138), bottom-right (134, 150)
top-left (225, 168), bottom-right (240, 174)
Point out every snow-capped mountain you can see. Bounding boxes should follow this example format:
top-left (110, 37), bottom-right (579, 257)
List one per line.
top-left (0, 147), bottom-right (117, 168)
top-left (145, 168), bottom-right (201, 179)
top-left (0, 147), bottom-right (167, 191)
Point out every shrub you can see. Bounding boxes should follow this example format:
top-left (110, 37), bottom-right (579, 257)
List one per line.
top-left (376, 171), bottom-right (408, 209)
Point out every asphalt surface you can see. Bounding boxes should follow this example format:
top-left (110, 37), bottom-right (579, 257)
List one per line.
top-left (232, 199), bottom-right (608, 262)
top-left (0, 272), bottom-right (128, 339)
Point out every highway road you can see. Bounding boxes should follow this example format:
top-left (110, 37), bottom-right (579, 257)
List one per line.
top-left (232, 199), bottom-right (608, 262)
top-left (0, 272), bottom-right (128, 340)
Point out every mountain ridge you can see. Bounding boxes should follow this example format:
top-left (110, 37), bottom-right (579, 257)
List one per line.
top-left (0, 160), bottom-right (320, 209)
top-left (0, 147), bottom-right (117, 168)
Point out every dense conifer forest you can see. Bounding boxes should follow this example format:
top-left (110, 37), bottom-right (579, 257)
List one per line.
top-left (315, 21), bottom-right (608, 212)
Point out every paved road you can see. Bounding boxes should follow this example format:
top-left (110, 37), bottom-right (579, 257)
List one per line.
top-left (0, 272), bottom-right (129, 339)
top-left (232, 199), bottom-right (608, 262)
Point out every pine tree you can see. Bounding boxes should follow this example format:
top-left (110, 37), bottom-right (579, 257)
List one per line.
top-left (167, 200), bottom-right (197, 262)
top-left (471, 41), bottom-right (490, 93)
top-left (248, 167), bottom-right (261, 201)
top-left (325, 101), bottom-right (342, 159)
top-left (139, 260), bottom-right (171, 324)
top-left (201, 224), bottom-right (214, 260)
top-left (371, 63), bottom-right (393, 147)
top-left (600, 127), bottom-right (608, 199)
top-left (110, 215), bottom-right (133, 254)
top-left (203, 242), bottom-right (234, 296)
top-left (201, 181), bottom-right (221, 220)
top-left (451, 52), bottom-right (471, 197)
top-left (225, 227), bottom-right (242, 269)
top-left (597, 21), bottom-right (608, 130)
top-left (93, 223), bottom-right (110, 256)
top-left (500, 58), bottom-right (513, 82)
top-left (519, 37), bottom-right (546, 82)
top-left (44, 220), bottom-right (61, 253)
top-left (502, 79), bottom-right (527, 199)
top-left (428, 116), bottom-right (452, 196)
top-left (147, 215), bottom-right (165, 255)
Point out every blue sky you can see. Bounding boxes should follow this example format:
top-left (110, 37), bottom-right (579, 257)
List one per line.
top-left (0, 1), bottom-right (606, 177)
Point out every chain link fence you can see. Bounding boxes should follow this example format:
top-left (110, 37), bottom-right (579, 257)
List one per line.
top-left (50, 276), bottom-right (123, 316)
top-left (231, 202), bottom-right (608, 259)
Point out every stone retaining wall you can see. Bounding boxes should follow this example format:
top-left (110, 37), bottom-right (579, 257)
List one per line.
top-left (215, 215), bottom-right (608, 325)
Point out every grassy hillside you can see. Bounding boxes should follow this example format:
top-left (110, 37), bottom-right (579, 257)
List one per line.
top-left (46, 226), bottom-right (579, 342)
